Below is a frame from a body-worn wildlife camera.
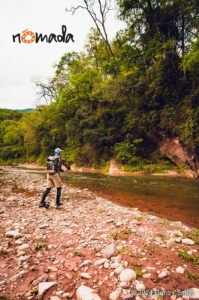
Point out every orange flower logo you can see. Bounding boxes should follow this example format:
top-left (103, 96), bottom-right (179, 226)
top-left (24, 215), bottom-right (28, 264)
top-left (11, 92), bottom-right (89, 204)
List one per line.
top-left (21, 29), bottom-right (36, 43)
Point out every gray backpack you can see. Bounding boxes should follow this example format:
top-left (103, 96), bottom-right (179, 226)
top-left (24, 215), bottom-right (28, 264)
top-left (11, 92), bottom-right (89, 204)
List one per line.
top-left (46, 156), bottom-right (58, 174)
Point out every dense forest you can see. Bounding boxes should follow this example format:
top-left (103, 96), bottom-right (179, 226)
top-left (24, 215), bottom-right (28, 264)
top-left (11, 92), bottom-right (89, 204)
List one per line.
top-left (0, 0), bottom-right (199, 174)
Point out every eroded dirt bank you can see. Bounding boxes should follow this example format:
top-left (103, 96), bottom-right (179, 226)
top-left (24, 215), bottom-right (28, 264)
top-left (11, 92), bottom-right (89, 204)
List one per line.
top-left (0, 171), bottom-right (198, 300)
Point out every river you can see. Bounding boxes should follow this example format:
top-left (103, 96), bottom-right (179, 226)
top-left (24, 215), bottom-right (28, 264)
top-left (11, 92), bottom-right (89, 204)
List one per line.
top-left (61, 172), bottom-right (199, 228)
top-left (4, 168), bottom-right (199, 228)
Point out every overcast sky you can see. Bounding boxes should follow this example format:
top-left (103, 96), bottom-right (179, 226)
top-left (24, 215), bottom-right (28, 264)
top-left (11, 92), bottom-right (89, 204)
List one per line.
top-left (0, 0), bottom-right (125, 109)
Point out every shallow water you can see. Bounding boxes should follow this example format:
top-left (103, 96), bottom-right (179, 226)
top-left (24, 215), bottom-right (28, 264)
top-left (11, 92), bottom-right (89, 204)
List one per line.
top-left (5, 168), bottom-right (199, 228)
top-left (61, 172), bottom-right (199, 228)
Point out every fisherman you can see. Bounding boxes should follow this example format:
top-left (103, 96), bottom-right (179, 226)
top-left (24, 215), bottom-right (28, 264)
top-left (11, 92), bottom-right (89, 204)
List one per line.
top-left (39, 147), bottom-right (68, 209)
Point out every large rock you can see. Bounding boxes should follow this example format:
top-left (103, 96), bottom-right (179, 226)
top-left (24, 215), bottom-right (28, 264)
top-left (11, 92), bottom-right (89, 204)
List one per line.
top-left (101, 244), bottom-right (117, 259)
top-left (38, 282), bottom-right (57, 296)
top-left (119, 269), bottom-right (136, 282)
top-left (159, 137), bottom-right (197, 177)
top-left (76, 285), bottom-right (101, 300)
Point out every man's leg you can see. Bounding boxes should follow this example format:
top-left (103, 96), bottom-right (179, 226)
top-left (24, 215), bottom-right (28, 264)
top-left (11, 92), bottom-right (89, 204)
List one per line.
top-left (40, 188), bottom-right (51, 208)
top-left (56, 187), bottom-right (62, 207)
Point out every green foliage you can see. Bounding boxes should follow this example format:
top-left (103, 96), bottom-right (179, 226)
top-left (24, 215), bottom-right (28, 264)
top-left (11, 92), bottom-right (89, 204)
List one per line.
top-left (186, 229), bottom-right (199, 244)
top-left (114, 139), bottom-right (143, 165)
top-left (118, 245), bottom-right (132, 255)
top-left (34, 239), bottom-right (48, 251)
top-left (0, 109), bottom-right (22, 121)
top-left (187, 270), bottom-right (199, 281)
top-left (73, 250), bottom-right (84, 257)
top-left (111, 228), bottom-right (132, 240)
top-left (0, 2), bottom-right (198, 168)
top-left (30, 287), bottom-right (38, 295)
top-left (134, 268), bottom-right (145, 278)
top-left (183, 39), bottom-right (199, 74)
top-left (179, 250), bottom-right (199, 265)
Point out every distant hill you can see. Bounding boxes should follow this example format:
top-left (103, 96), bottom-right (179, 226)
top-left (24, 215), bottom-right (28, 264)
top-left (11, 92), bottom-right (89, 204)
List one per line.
top-left (0, 108), bottom-right (34, 121)
top-left (0, 108), bottom-right (22, 121)
top-left (16, 108), bottom-right (34, 112)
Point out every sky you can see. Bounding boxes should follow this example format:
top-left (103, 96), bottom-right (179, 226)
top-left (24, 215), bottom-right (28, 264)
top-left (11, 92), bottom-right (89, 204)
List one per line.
top-left (0, 0), bottom-right (125, 109)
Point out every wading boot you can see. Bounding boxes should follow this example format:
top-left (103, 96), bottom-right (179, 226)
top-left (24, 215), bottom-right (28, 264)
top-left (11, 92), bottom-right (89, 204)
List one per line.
top-left (39, 203), bottom-right (50, 209)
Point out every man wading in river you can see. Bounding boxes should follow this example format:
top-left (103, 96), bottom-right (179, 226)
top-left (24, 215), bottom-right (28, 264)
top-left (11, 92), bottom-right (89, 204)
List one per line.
top-left (39, 148), bottom-right (68, 209)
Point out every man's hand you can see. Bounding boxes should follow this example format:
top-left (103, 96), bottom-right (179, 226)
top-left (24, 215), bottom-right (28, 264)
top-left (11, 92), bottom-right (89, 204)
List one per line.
top-left (61, 165), bottom-right (69, 172)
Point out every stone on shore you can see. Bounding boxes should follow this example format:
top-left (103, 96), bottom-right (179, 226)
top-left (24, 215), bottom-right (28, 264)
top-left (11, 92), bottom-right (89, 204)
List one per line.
top-left (176, 266), bottom-right (185, 274)
top-left (32, 274), bottom-right (48, 286)
top-left (76, 285), bottom-right (101, 300)
top-left (5, 230), bottom-right (22, 239)
top-left (80, 273), bottom-right (91, 279)
top-left (119, 269), bottom-right (136, 282)
top-left (101, 244), bottom-right (117, 259)
top-left (182, 238), bottom-right (195, 245)
top-left (18, 243), bottom-right (29, 251)
top-left (38, 282), bottom-right (57, 296)
top-left (158, 270), bottom-right (169, 279)
top-left (109, 288), bottom-right (121, 300)
top-left (135, 282), bottom-right (145, 291)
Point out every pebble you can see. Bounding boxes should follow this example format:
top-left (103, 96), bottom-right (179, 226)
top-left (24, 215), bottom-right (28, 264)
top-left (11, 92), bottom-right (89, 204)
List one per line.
top-left (158, 270), bottom-right (169, 279)
top-left (115, 221), bottom-right (123, 227)
top-left (76, 285), bottom-right (101, 300)
top-left (119, 281), bottom-right (129, 288)
top-left (182, 238), bottom-right (195, 245)
top-left (114, 265), bottom-right (124, 274)
top-left (101, 244), bottom-right (117, 259)
top-left (135, 282), bottom-right (145, 291)
top-left (39, 223), bottom-right (49, 229)
top-left (18, 255), bottom-right (30, 262)
top-left (166, 238), bottom-right (175, 247)
top-left (109, 288), bottom-right (122, 300)
top-left (32, 274), bottom-right (48, 285)
top-left (80, 272), bottom-right (91, 279)
top-left (80, 260), bottom-right (92, 267)
top-left (119, 269), bottom-right (136, 282)
top-left (175, 237), bottom-right (182, 243)
top-left (176, 266), bottom-right (185, 274)
top-left (63, 292), bottom-right (73, 298)
top-left (106, 219), bottom-right (114, 223)
top-left (56, 291), bottom-right (64, 296)
top-left (104, 261), bottom-right (110, 269)
top-left (38, 282), bottom-right (57, 296)
top-left (5, 230), bottom-right (22, 239)
top-left (94, 258), bottom-right (108, 266)
top-left (10, 271), bottom-right (26, 282)
top-left (18, 243), bottom-right (29, 250)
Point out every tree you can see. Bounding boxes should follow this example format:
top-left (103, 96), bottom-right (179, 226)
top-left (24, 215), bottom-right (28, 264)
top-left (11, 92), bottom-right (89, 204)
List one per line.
top-left (66, 0), bottom-right (115, 57)
top-left (117, 0), bottom-right (199, 55)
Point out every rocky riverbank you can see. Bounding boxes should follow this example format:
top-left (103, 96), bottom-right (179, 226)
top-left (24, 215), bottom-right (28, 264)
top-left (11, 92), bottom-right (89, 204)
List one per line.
top-left (0, 171), bottom-right (198, 300)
